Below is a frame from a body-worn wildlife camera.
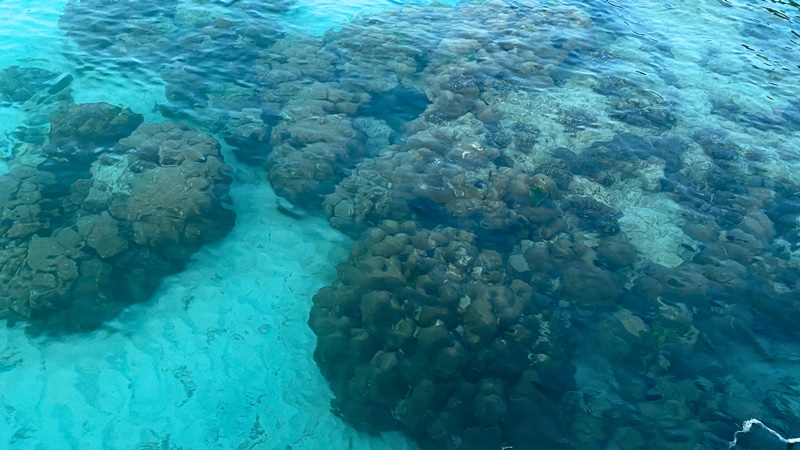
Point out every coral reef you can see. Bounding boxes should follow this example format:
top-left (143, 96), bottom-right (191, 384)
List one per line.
top-left (49, 0), bottom-right (800, 447)
top-left (0, 102), bottom-right (234, 332)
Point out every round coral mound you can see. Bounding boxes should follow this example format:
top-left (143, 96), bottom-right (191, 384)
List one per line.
top-left (309, 220), bottom-right (575, 449)
top-left (0, 103), bottom-right (235, 332)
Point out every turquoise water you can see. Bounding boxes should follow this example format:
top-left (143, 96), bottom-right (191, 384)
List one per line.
top-left (1, 0), bottom-right (800, 448)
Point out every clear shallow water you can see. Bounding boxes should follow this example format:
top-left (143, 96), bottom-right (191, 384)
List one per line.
top-left (1, 0), bottom-right (800, 449)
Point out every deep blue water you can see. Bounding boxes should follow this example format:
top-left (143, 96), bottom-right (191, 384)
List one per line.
top-left (1, 0), bottom-right (800, 449)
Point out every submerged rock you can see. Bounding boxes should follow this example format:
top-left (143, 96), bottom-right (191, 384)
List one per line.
top-left (0, 66), bottom-right (66, 104)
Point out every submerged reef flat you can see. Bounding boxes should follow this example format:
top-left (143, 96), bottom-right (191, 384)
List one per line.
top-left (43, 0), bottom-right (800, 448)
top-left (0, 67), bottom-right (235, 332)
top-left (277, 3), bottom-right (799, 448)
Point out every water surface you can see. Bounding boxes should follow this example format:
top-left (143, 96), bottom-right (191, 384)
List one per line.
top-left (1, 0), bottom-right (799, 448)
